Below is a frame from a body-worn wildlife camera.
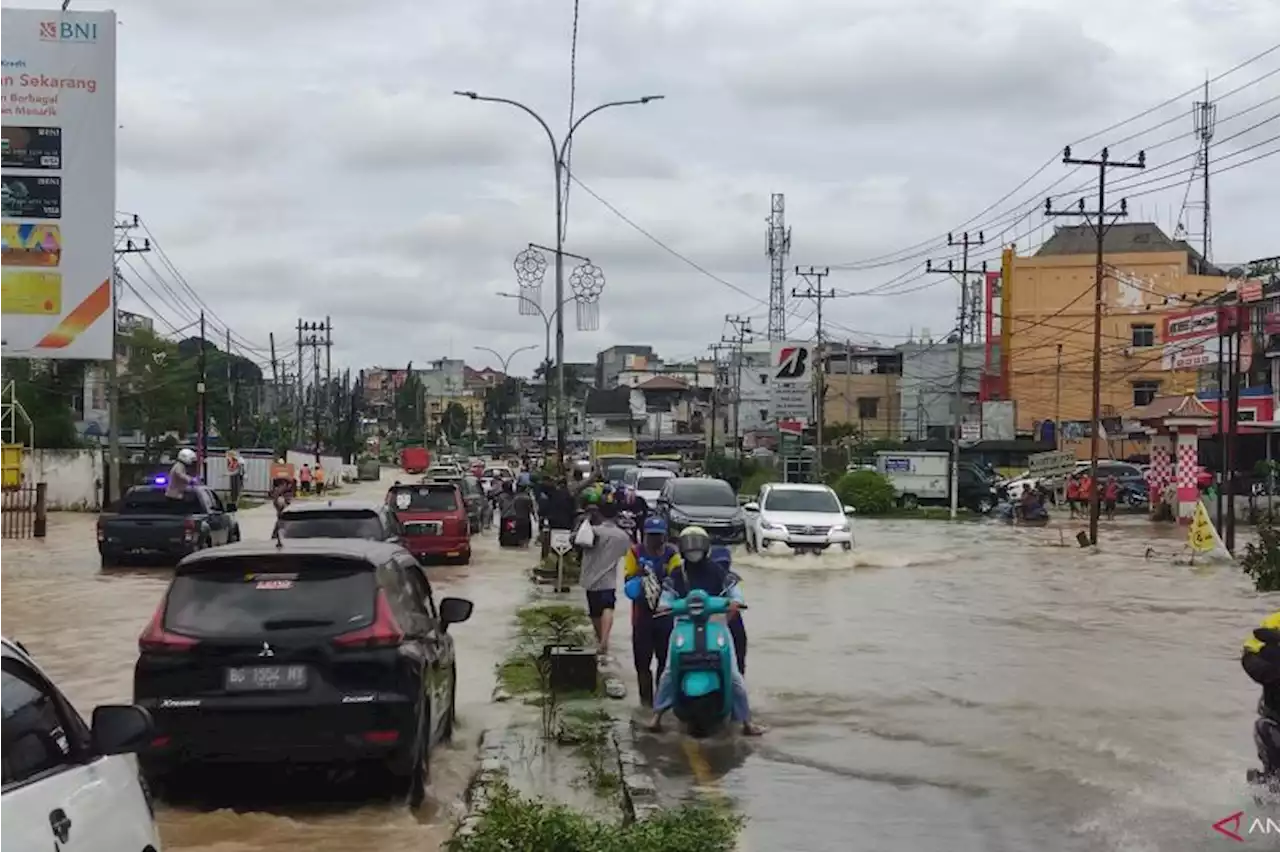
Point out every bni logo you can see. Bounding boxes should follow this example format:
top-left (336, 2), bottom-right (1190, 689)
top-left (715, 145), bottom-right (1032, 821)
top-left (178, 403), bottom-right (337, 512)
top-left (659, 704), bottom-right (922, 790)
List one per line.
top-left (39, 21), bottom-right (98, 43)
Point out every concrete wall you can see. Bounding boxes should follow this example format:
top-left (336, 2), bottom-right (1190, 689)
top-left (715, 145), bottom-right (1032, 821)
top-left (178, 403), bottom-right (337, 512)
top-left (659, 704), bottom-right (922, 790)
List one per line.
top-left (284, 450), bottom-right (357, 485)
top-left (824, 373), bottom-right (900, 439)
top-left (20, 448), bottom-right (104, 510)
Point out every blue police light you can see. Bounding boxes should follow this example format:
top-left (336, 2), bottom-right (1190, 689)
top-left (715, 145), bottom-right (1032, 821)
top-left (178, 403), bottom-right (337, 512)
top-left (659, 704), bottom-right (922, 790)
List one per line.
top-left (152, 476), bottom-right (168, 486)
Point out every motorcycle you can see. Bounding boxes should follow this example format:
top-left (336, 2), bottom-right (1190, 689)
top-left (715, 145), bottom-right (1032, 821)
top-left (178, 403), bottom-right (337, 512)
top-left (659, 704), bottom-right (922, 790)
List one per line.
top-left (657, 573), bottom-right (746, 738)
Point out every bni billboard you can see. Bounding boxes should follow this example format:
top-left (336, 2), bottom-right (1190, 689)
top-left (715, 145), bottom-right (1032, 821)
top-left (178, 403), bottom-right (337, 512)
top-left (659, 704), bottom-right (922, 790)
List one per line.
top-left (1, 8), bottom-right (116, 360)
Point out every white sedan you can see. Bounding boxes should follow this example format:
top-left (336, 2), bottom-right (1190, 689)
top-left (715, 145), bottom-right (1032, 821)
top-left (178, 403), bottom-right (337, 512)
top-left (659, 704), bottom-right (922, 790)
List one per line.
top-left (1, 637), bottom-right (162, 851)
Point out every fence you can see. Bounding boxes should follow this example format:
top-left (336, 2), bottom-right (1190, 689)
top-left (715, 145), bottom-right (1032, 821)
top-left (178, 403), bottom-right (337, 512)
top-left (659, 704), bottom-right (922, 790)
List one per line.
top-left (2, 483), bottom-right (47, 539)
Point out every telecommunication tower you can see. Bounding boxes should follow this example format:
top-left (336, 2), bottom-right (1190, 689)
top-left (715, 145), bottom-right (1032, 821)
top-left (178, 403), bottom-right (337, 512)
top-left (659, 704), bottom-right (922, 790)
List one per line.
top-left (765, 193), bottom-right (791, 341)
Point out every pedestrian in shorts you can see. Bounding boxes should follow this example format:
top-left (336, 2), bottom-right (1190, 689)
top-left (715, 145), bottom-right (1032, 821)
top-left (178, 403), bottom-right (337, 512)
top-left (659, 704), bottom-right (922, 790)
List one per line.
top-left (577, 496), bottom-right (633, 666)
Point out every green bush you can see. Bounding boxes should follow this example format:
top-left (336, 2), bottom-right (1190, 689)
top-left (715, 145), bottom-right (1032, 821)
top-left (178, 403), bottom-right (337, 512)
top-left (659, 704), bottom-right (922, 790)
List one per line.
top-left (834, 469), bottom-right (897, 515)
top-left (1241, 517), bottom-right (1280, 592)
top-left (447, 781), bottom-right (742, 852)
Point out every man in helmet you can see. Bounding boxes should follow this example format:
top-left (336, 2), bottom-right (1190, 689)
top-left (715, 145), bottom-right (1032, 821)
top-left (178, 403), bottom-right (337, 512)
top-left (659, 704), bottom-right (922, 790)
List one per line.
top-left (623, 517), bottom-right (682, 706)
top-left (646, 526), bottom-right (765, 736)
top-left (165, 448), bottom-right (199, 500)
top-left (1243, 610), bottom-right (1280, 785)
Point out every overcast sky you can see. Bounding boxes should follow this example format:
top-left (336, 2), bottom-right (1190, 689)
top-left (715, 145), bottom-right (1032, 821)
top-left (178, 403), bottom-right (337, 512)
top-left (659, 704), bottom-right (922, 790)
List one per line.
top-left (80, 0), bottom-right (1280, 376)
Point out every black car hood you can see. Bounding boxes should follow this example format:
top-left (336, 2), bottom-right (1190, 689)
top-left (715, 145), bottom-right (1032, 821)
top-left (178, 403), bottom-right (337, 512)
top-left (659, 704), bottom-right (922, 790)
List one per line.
top-left (671, 503), bottom-right (741, 520)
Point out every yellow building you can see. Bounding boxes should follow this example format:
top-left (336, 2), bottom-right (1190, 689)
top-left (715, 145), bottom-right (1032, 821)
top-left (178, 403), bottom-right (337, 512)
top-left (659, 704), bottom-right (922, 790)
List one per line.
top-left (427, 394), bottom-right (484, 432)
top-left (1004, 223), bottom-right (1228, 451)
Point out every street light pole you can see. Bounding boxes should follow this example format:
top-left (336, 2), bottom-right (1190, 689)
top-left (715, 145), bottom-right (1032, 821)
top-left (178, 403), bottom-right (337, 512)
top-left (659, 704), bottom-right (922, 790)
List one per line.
top-left (474, 344), bottom-right (537, 449)
top-left (456, 90), bottom-right (662, 470)
top-left (497, 292), bottom-right (577, 459)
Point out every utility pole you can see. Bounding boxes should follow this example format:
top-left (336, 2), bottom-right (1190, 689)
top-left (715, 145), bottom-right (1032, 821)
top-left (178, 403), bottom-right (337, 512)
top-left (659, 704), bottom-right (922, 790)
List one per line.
top-left (197, 311), bottom-right (207, 480)
top-left (792, 266), bottom-right (833, 480)
top-left (765, 193), bottom-right (791, 341)
top-left (324, 315), bottom-right (333, 439)
top-left (1054, 343), bottom-right (1063, 451)
top-left (724, 315), bottom-right (753, 468)
top-left (269, 332), bottom-right (279, 420)
top-left (927, 233), bottom-right (986, 520)
top-left (707, 342), bottom-right (733, 461)
top-left (109, 225), bottom-right (150, 503)
top-left (297, 319), bottom-right (332, 462)
top-left (1047, 145), bottom-right (1145, 545)
top-left (295, 320), bottom-right (304, 447)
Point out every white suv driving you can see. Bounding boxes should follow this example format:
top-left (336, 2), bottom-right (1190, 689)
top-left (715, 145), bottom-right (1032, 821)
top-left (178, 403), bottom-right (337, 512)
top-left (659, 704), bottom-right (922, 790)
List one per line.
top-left (744, 483), bottom-right (855, 553)
top-left (1, 638), bottom-right (162, 852)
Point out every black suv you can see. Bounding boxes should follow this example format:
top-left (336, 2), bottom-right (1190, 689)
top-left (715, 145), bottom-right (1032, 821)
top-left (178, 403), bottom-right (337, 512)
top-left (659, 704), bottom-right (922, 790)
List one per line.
top-left (657, 477), bottom-right (747, 543)
top-left (133, 538), bottom-right (473, 807)
top-left (275, 499), bottom-right (401, 542)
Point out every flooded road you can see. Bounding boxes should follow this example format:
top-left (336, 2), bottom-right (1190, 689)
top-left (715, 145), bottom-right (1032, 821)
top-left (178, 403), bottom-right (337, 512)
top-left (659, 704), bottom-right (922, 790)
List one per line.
top-left (629, 518), bottom-right (1278, 852)
top-left (1, 469), bottom-right (528, 852)
top-left (8, 488), bottom-right (1279, 851)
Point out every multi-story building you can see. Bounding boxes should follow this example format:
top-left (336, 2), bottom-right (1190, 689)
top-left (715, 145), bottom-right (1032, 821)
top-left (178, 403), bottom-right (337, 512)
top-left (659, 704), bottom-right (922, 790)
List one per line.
top-left (823, 345), bottom-right (902, 440)
top-left (616, 358), bottom-right (717, 390)
top-left (596, 345), bottom-right (655, 389)
top-left (897, 338), bottom-right (984, 441)
top-left (1003, 223), bottom-right (1228, 448)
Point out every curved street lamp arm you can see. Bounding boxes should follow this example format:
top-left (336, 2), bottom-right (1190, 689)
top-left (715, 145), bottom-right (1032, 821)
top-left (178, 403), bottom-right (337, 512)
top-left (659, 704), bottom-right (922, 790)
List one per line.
top-left (561, 96), bottom-right (665, 161)
top-left (454, 91), bottom-right (559, 167)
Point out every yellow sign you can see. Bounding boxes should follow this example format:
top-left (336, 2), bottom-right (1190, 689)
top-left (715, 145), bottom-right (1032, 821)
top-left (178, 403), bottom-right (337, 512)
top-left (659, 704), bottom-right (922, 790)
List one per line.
top-left (1, 444), bottom-right (24, 489)
top-left (1189, 501), bottom-right (1218, 553)
top-left (1, 270), bottom-right (62, 314)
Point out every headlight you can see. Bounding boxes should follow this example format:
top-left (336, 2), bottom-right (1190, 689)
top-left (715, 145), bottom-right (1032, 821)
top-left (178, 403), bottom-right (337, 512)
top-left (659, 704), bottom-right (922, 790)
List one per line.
top-left (833, 523), bottom-right (850, 533)
top-left (764, 520), bottom-right (787, 532)
top-left (669, 508), bottom-right (692, 522)
top-left (687, 597), bottom-right (705, 616)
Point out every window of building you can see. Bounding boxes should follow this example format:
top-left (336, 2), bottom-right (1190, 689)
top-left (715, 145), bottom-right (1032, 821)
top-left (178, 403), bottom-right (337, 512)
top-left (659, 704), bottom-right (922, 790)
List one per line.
top-left (1131, 324), bottom-right (1155, 348)
top-left (1132, 380), bottom-right (1160, 407)
top-left (857, 397), bottom-right (879, 419)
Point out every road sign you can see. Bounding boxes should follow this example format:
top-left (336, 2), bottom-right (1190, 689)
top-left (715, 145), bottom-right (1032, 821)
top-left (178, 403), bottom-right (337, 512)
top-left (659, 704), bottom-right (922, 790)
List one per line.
top-left (1028, 450), bottom-right (1076, 478)
top-left (770, 342), bottom-right (814, 421)
top-left (549, 528), bottom-right (573, 555)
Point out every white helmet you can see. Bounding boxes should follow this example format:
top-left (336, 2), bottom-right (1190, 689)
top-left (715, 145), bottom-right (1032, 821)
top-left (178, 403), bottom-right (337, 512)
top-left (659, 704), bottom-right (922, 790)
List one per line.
top-left (177, 448), bottom-right (197, 465)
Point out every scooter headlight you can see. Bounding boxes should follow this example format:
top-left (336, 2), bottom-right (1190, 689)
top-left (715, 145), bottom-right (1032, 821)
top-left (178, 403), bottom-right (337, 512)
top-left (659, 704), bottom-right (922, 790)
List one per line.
top-left (686, 597), bottom-right (705, 617)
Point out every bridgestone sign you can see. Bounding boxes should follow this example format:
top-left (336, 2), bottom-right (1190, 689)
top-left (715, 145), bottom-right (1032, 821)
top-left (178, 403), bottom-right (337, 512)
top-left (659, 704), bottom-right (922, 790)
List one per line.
top-left (770, 342), bottom-right (814, 422)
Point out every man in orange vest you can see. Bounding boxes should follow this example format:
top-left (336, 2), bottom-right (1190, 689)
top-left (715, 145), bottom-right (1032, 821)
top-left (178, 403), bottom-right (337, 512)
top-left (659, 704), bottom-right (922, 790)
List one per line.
top-left (314, 463), bottom-right (326, 495)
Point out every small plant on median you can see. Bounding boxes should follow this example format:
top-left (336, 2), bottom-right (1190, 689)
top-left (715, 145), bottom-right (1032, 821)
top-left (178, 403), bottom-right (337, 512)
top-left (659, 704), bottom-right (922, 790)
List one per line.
top-left (1242, 517), bottom-right (1280, 592)
top-left (517, 603), bottom-right (591, 646)
top-left (559, 708), bottom-right (620, 796)
top-left (447, 781), bottom-right (742, 852)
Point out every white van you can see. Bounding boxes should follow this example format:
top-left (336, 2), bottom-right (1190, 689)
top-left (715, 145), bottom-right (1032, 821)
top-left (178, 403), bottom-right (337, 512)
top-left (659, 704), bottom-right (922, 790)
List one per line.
top-left (1, 637), bottom-right (162, 852)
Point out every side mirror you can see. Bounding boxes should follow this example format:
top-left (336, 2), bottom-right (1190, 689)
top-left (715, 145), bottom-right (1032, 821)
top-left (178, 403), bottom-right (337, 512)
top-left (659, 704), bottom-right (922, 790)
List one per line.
top-left (90, 705), bottom-right (153, 755)
top-left (439, 596), bottom-right (474, 628)
top-left (844, 505), bottom-right (856, 515)
top-left (743, 501), bottom-right (760, 512)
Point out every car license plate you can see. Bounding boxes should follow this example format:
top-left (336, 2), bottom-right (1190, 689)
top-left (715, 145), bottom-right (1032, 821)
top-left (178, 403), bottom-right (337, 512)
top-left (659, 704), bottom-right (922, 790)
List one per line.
top-left (224, 664), bottom-right (308, 692)
top-left (406, 522), bottom-right (441, 536)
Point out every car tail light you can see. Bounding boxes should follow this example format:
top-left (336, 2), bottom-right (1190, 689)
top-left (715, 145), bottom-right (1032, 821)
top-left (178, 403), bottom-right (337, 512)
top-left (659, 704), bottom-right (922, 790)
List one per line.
top-left (362, 730), bottom-right (400, 744)
top-left (332, 590), bottom-right (404, 649)
top-left (182, 517), bottom-right (197, 543)
top-left (96, 520), bottom-right (105, 542)
top-left (138, 600), bottom-right (198, 653)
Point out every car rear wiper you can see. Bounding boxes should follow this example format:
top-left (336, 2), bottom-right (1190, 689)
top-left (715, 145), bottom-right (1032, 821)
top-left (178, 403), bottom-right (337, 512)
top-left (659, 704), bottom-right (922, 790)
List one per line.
top-left (262, 617), bottom-right (335, 630)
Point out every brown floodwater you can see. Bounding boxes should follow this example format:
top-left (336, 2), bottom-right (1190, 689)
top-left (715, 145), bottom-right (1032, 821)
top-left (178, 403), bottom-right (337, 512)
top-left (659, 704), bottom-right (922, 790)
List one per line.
top-left (626, 516), bottom-right (1280, 852)
top-left (7, 486), bottom-right (1280, 851)
top-left (1, 469), bottom-right (529, 852)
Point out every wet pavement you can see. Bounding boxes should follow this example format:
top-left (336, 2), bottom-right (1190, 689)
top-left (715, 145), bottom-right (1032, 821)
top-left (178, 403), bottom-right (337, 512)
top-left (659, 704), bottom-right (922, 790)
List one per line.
top-left (7, 489), bottom-right (1280, 851)
top-left (1, 469), bottom-right (529, 852)
top-left (624, 517), bottom-right (1278, 852)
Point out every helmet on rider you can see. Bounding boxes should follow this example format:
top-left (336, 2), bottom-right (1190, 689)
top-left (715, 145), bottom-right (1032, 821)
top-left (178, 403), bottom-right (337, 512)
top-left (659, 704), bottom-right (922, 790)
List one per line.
top-left (677, 525), bottom-right (712, 564)
top-left (177, 448), bottom-right (198, 466)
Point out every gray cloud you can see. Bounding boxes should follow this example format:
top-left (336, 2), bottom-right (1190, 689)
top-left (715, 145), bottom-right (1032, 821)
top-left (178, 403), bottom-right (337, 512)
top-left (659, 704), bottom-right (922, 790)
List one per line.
top-left (89, 0), bottom-right (1280, 376)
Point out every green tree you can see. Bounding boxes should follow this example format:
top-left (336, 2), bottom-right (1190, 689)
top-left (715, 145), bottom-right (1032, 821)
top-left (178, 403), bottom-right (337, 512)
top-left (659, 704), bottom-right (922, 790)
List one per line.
top-left (483, 377), bottom-right (522, 440)
top-left (441, 402), bottom-right (468, 441)
top-left (395, 365), bottom-right (424, 438)
top-left (5, 358), bottom-right (86, 449)
top-left (533, 360), bottom-right (586, 399)
top-left (119, 329), bottom-right (192, 460)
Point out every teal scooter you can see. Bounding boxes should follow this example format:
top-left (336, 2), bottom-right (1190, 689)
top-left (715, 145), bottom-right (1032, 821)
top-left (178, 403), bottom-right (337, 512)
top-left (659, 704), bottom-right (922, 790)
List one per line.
top-left (659, 570), bottom-right (746, 738)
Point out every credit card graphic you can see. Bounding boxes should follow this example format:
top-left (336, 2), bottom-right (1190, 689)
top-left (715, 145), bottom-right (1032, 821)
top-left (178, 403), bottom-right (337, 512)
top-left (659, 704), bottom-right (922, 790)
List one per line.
top-left (2, 270), bottom-right (62, 314)
top-left (1, 175), bottom-right (62, 219)
top-left (1, 126), bottom-right (62, 170)
top-left (1, 223), bottom-right (61, 267)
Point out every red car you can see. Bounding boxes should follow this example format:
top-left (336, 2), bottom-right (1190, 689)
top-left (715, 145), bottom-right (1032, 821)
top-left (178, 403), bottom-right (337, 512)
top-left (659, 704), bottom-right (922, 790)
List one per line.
top-left (387, 481), bottom-right (470, 564)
